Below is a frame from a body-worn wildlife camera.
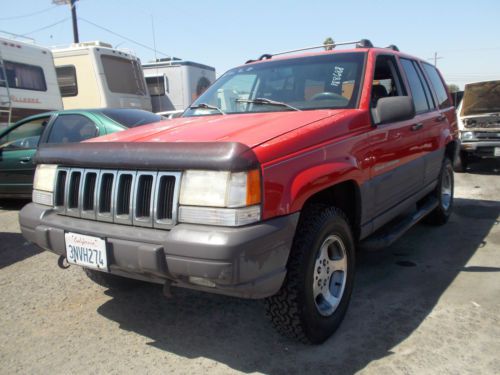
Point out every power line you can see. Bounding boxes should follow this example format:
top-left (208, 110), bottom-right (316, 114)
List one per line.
top-left (79, 17), bottom-right (170, 57)
top-left (23, 17), bottom-right (71, 36)
top-left (0, 6), bottom-right (58, 21)
top-left (427, 52), bottom-right (443, 66)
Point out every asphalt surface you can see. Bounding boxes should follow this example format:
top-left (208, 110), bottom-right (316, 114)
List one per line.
top-left (0, 159), bottom-right (499, 374)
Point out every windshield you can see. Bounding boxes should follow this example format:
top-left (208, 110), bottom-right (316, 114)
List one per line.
top-left (183, 52), bottom-right (366, 117)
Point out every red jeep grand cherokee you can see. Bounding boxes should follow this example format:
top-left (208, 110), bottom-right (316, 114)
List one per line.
top-left (20, 39), bottom-right (459, 344)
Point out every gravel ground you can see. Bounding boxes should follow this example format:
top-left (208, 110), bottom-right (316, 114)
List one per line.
top-left (0, 159), bottom-right (499, 374)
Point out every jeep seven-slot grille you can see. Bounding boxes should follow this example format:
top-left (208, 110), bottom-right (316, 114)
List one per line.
top-left (54, 168), bottom-right (181, 229)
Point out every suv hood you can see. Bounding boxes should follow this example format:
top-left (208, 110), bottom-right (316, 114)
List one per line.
top-left (461, 80), bottom-right (500, 117)
top-left (91, 110), bottom-right (345, 148)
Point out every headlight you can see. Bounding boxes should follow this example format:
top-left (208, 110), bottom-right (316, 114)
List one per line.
top-left (32, 164), bottom-right (58, 206)
top-left (461, 131), bottom-right (475, 140)
top-left (179, 169), bottom-right (261, 226)
top-left (180, 169), bottom-right (261, 208)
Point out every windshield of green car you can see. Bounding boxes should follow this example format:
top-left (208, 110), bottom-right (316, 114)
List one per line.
top-left (183, 52), bottom-right (366, 117)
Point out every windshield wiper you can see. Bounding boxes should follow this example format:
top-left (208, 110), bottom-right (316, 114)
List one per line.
top-left (235, 97), bottom-right (301, 111)
top-left (189, 103), bottom-right (226, 115)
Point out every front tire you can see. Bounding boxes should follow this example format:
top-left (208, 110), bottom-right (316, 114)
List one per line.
top-left (265, 205), bottom-right (355, 344)
top-left (426, 158), bottom-right (454, 225)
top-left (454, 151), bottom-right (469, 173)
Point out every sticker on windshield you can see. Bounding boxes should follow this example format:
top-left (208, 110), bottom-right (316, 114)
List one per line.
top-left (331, 66), bottom-right (345, 87)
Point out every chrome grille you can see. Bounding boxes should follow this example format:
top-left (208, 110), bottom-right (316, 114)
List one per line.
top-left (54, 168), bottom-right (181, 229)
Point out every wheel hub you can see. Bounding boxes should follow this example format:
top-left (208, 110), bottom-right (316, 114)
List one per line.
top-left (441, 166), bottom-right (452, 210)
top-left (313, 234), bottom-right (347, 316)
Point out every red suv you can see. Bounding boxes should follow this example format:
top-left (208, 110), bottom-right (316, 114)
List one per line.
top-left (20, 39), bottom-right (459, 344)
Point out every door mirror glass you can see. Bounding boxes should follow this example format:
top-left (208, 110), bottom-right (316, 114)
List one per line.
top-left (373, 96), bottom-right (415, 125)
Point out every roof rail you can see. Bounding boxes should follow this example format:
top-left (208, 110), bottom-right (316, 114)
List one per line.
top-left (245, 39), bottom-right (374, 64)
top-left (385, 44), bottom-right (400, 52)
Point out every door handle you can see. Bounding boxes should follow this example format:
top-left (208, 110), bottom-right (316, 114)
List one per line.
top-left (19, 156), bottom-right (32, 164)
top-left (411, 123), bottom-right (423, 131)
top-left (435, 115), bottom-right (446, 122)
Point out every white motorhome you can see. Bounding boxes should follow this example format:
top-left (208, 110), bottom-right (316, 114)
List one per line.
top-left (0, 36), bottom-right (63, 128)
top-left (142, 58), bottom-right (215, 114)
top-left (52, 41), bottom-right (151, 111)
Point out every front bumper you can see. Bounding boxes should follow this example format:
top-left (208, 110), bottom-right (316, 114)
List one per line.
top-left (19, 203), bottom-right (298, 299)
top-left (461, 140), bottom-right (500, 158)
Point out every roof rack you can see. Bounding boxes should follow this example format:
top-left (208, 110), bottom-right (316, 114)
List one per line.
top-left (385, 44), bottom-right (400, 52)
top-left (245, 39), bottom-right (374, 64)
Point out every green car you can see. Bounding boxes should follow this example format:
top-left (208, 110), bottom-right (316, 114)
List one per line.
top-left (0, 108), bottom-right (164, 199)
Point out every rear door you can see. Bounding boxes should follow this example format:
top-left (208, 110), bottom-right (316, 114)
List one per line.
top-left (399, 58), bottom-right (443, 186)
top-left (420, 62), bottom-right (455, 184)
top-left (0, 115), bottom-right (51, 196)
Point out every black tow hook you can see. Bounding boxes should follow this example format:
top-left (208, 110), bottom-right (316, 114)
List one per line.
top-left (57, 255), bottom-right (70, 269)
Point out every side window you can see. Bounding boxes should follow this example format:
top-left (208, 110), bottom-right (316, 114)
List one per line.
top-left (47, 114), bottom-right (98, 144)
top-left (196, 77), bottom-right (211, 97)
top-left (371, 55), bottom-right (405, 108)
top-left (414, 63), bottom-right (436, 110)
top-left (422, 63), bottom-right (451, 109)
top-left (0, 117), bottom-right (49, 149)
top-left (400, 58), bottom-right (431, 114)
top-left (2, 61), bottom-right (47, 91)
top-left (56, 65), bottom-right (78, 97)
top-left (146, 76), bottom-right (166, 96)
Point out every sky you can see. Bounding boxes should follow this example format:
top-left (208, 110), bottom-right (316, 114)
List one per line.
top-left (1, 0), bottom-right (499, 89)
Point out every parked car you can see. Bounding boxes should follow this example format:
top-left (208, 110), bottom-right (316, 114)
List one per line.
top-left (0, 108), bottom-right (164, 198)
top-left (20, 40), bottom-right (459, 344)
top-left (455, 80), bottom-right (500, 171)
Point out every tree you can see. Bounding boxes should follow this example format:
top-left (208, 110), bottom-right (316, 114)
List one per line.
top-left (447, 84), bottom-right (460, 93)
top-left (324, 37), bottom-right (335, 51)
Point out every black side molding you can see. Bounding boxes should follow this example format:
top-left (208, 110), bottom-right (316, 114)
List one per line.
top-left (35, 142), bottom-right (259, 171)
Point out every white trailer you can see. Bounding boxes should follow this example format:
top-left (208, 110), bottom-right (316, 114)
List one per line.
top-left (52, 41), bottom-right (151, 111)
top-left (142, 58), bottom-right (215, 114)
top-left (0, 36), bottom-right (63, 128)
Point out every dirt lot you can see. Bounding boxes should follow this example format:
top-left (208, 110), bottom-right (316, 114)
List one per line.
top-left (1, 160), bottom-right (499, 375)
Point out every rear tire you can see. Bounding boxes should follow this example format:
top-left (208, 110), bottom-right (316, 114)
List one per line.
top-left (83, 268), bottom-right (143, 290)
top-left (426, 158), bottom-right (454, 225)
top-left (265, 205), bottom-right (355, 344)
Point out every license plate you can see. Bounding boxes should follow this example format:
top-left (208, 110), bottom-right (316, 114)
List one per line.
top-left (495, 147), bottom-right (500, 157)
top-left (65, 232), bottom-right (108, 270)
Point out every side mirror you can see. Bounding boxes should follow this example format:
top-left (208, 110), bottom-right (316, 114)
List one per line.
top-left (373, 96), bottom-right (415, 125)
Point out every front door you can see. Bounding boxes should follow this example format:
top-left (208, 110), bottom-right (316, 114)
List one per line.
top-left (366, 55), bottom-right (426, 222)
top-left (0, 116), bottom-right (50, 197)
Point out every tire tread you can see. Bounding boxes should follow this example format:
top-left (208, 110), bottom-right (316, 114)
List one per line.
top-left (265, 204), bottom-right (351, 344)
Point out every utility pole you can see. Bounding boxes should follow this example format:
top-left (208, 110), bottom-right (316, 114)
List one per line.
top-left (428, 51), bottom-right (443, 67)
top-left (53, 0), bottom-right (79, 43)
